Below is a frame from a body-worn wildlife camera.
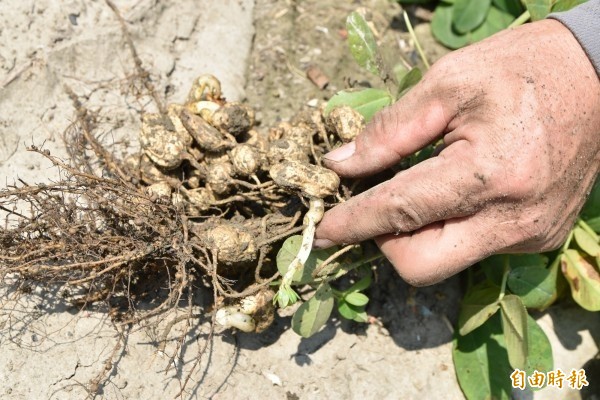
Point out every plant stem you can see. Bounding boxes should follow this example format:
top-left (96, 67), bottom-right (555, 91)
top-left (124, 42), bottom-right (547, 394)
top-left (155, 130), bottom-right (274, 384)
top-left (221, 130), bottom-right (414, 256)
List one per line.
top-left (498, 255), bottom-right (510, 301)
top-left (561, 229), bottom-right (574, 253)
top-left (312, 244), bottom-right (357, 278)
top-left (331, 252), bottom-right (385, 280)
top-left (275, 198), bottom-right (324, 308)
top-left (508, 10), bottom-right (531, 29)
top-left (403, 11), bottom-right (430, 70)
top-left (577, 218), bottom-right (599, 240)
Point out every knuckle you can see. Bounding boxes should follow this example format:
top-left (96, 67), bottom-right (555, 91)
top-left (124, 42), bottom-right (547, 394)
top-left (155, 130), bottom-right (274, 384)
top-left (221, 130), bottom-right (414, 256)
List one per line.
top-left (367, 106), bottom-right (400, 144)
top-left (486, 159), bottom-right (539, 200)
top-left (383, 191), bottom-right (424, 233)
top-left (480, 138), bottom-right (545, 201)
top-left (426, 52), bottom-right (455, 79)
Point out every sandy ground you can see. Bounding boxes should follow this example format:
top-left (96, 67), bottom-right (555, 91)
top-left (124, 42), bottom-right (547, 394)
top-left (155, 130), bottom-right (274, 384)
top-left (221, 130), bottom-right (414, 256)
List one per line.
top-left (0, 1), bottom-right (598, 399)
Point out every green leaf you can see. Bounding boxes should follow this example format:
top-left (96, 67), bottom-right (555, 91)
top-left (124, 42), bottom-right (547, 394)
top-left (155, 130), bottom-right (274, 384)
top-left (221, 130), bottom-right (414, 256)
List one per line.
top-left (337, 300), bottom-right (358, 320)
top-left (458, 282), bottom-right (501, 336)
top-left (573, 226), bottom-right (600, 257)
top-left (325, 88), bottom-right (393, 122)
top-left (353, 310), bottom-right (369, 323)
top-left (292, 284), bottom-right (335, 337)
top-left (432, 3), bottom-right (470, 49)
top-left (507, 264), bottom-right (557, 309)
top-left (581, 178), bottom-right (600, 223)
top-left (344, 291), bottom-right (369, 307)
top-left (453, 313), bottom-right (512, 400)
top-left (347, 273), bottom-right (372, 293)
top-left (277, 235), bottom-right (338, 284)
top-left (433, 4), bottom-right (513, 49)
top-left (524, 315), bottom-right (553, 376)
top-left (561, 249), bottom-right (600, 311)
top-left (480, 255), bottom-right (507, 286)
top-left (346, 12), bottom-right (382, 77)
top-left (586, 216), bottom-right (600, 233)
top-left (493, 0), bottom-right (525, 16)
top-left (397, 67), bottom-right (422, 98)
top-left (552, 0), bottom-right (589, 12)
top-left (393, 63), bottom-right (409, 83)
top-left (481, 254), bottom-right (548, 286)
top-left (500, 295), bottom-right (528, 371)
top-left (523, 0), bottom-right (554, 20)
top-left (274, 283), bottom-right (300, 308)
top-left (467, 6), bottom-right (515, 42)
top-left (337, 296), bottom-right (370, 322)
top-left (452, 0), bottom-right (493, 34)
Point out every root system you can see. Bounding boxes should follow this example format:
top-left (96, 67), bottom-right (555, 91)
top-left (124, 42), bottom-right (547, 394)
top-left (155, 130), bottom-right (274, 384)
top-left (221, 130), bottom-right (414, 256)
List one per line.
top-left (0, 1), bottom-right (369, 397)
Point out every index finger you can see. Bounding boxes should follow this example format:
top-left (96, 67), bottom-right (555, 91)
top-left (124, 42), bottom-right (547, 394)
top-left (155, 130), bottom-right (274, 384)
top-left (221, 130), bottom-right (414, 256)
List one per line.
top-left (323, 73), bottom-right (451, 178)
top-left (315, 140), bottom-right (486, 246)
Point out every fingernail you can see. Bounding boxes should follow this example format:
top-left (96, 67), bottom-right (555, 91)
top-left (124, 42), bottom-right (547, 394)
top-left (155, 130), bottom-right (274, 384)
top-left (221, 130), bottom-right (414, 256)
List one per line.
top-left (323, 141), bottom-right (356, 162)
top-left (313, 238), bottom-right (335, 249)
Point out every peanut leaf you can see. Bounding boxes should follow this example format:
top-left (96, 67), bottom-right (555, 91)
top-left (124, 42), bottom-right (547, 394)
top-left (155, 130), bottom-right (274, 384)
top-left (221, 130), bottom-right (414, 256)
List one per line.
top-left (523, 0), bottom-right (554, 20)
top-left (346, 12), bottom-right (383, 77)
top-left (393, 63), bottom-right (409, 83)
top-left (561, 249), bottom-right (600, 311)
top-left (277, 235), bottom-right (338, 284)
top-left (353, 310), bottom-right (369, 323)
top-left (432, 3), bottom-right (470, 49)
top-left (500, 295), bottom-right (528, 371)
top-left (468, 6), bottom-right (515, 42)
top-left (507, 264), bottom-right (557, 309)
top-left (347, 273), bottom-right (372, 293)
top-left (292, 283), bottom-right (334, 338)
top-left (552, 0), bottom-right (589, 12)
top-left (397, 67), bottom-right (422, 98)
top-left (493, 0), bottom-right (525, 16)
top-left (525, 315), bottom-right (553, 376)
top-left (344, 291), bottom-right (369, 307)
top-left (481, 254), bottom-right (548, 287)
top-left (453, 313), bottom-right (512, 400)
top-left (324, 88), bottom-right (393, 122)
top-left (586, 216), bottom-right (600, 233)
top-left (337, 300), bottom-right (358, 320)
top-left (452, 0), bottom-right (492, 34)
top-left (458, 283), bottom-right (500, 336)
top-left (580, 178), bottom-right (600, 224)
top-left (573, 226), bottom-right (600, 257)
top-left (432, 3), bottom-right (513, 49)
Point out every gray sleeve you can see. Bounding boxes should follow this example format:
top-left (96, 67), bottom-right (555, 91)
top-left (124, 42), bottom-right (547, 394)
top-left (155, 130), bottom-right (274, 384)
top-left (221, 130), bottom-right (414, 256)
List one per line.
top-left (548, 0), bottom-right (600, 76)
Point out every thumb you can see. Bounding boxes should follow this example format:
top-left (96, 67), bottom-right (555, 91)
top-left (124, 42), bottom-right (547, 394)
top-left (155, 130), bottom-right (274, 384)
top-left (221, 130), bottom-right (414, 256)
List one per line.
top-left (323, 81), bottom-right (451, 178)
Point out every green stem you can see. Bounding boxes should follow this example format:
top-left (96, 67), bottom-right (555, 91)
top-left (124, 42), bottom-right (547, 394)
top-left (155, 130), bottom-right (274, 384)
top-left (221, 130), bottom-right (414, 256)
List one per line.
top-left (329, 253), bottom-right (385, 281)
top-left (577, 218), bottom-right (599, 240)
top-left (508, 10), bottom-right (530, 29)
top-left (498, 255), bottom-right (511, 301)
top-left (403, 11), bottom-right (430, 70)
top-left (561, 229), bottom-right (574, 253)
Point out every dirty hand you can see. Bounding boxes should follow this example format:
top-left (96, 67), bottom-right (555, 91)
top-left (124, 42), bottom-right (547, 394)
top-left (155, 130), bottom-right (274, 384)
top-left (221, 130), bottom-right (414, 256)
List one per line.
top-left (314, 19), bottom-right (600, 286)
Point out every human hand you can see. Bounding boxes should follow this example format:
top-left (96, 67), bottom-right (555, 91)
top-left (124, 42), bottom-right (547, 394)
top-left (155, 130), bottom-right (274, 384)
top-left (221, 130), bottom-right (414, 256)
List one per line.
top-left (314, 19), bottom-right (600, 286)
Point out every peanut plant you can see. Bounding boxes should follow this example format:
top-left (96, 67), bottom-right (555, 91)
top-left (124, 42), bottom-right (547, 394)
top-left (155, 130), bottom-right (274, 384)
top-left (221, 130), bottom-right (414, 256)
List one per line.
top-left (303, 7), bottom-right (599, 399)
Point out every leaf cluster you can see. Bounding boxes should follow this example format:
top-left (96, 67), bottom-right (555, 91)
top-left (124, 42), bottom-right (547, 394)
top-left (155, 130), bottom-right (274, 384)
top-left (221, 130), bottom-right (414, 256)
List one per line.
top-left (322, 6), bottom-right (598, 399)
top-left (276, 235), bottom-right (380, 337)
top-left (398, 0), bottom-right (589, 49)
top-left (324, 11), bottom-right (424, 123)
top-left (454, 179), bottom-right (600, 399)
